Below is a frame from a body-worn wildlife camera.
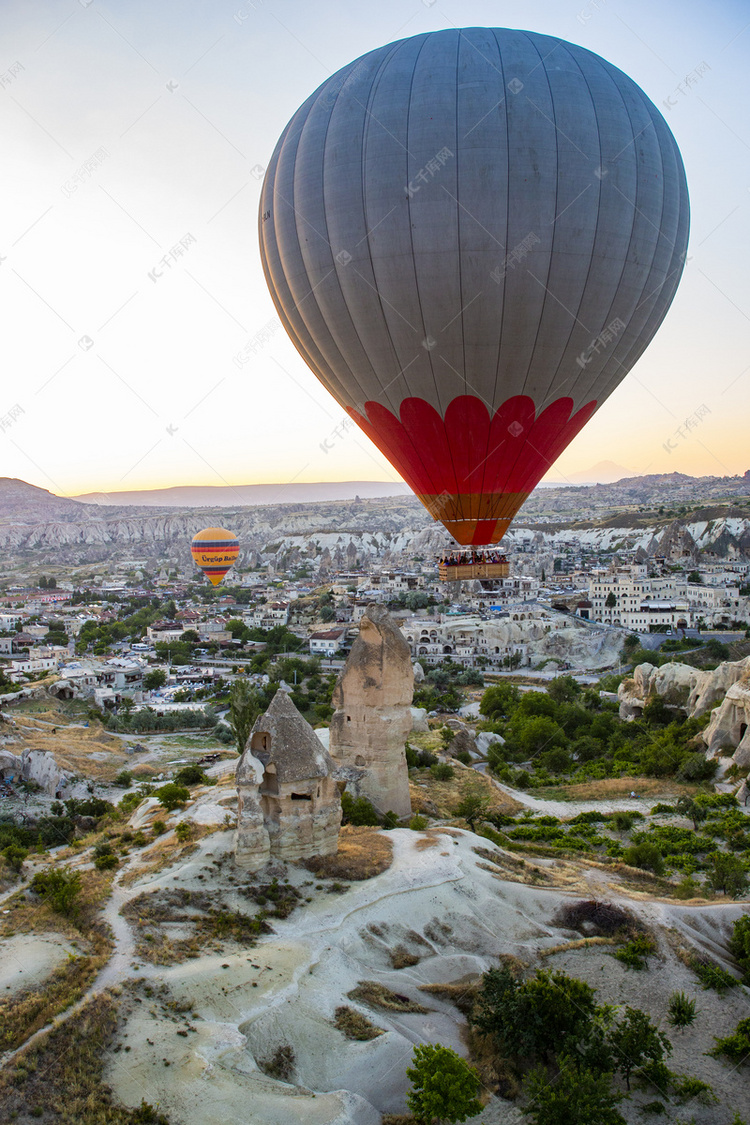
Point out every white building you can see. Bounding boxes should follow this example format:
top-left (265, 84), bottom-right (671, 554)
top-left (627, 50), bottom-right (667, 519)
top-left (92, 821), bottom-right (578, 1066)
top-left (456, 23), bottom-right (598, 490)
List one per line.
top-left (309, 627), bottom-right (348, 656)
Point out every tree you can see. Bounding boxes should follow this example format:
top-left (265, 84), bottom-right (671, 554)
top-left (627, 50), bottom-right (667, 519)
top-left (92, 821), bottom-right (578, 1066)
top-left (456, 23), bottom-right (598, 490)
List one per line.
top-left (524, 1058), bottom-right (625, 1125)
top-left (729, 914), bottom-right (750, 983)
top-left (143, 669), bottom-right (167, 691)
top-left (707, 852), bottom-right (749, 896)
top-left (607, 1007), bottom-right (671, 1090)
top-left (406, 1043), bottom-right (482, 1124)
top-left (155, 783), bottom-right (190, 811)
top-left (480, 682), bottom-right (520, 721)
top-left (667, 991), bottom-right (698, 1028)
top-left (454, 787), bottom-right (492, 831)
top-left (547, 675), bottom-right (581, 704)
top-left (605, 592), bottom-right (617, 609)
top-left (676, 795), bottom-right (708, 832)
top-left (622, 841), bottom-right (665, 876)
top-left (229, 678), bottom-right (262, 755)
top-left (474, 967), bottom-right (599, 1064)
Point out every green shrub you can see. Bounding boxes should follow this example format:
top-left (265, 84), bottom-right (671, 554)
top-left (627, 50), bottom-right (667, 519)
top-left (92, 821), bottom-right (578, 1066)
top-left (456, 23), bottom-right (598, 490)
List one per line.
top-left (1, 844), bottom-right (28, 873)
top-left (614, 932), bottom-right (656, 970)
top-left (689, 956), bottom-right (737, 993)
top-left (409, 815), bottom-right (429, 831)
top-left (30, 867), bottom-right (82, 916)
top-left (340, 792), bottom-right (380, 827)
top-left (114, 770), bottom-right (133, 788)
top-left (151, 820), bottom-right (167, 837)
top-left (174, 764), bottom-right (208, 786)
top-left (155, 783), bottom-right (190, 811)
top-left (667, 991), bottom-right (697, 1028)
top-left (431, 762), bottom-right (455, 781)
top-left (174, 822), bottom-right (192, 842)
top-left (622, 842), bottom-right (665, 875)
top-left (710, 1016), bottom-right (750, 1063)
top-left (729, 913), bottom-right (750, 983)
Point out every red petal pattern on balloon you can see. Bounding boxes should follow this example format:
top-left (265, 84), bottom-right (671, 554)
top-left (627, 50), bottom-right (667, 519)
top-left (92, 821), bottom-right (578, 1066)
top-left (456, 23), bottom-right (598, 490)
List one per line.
top-left (346, 394), bottom-right (597, 545)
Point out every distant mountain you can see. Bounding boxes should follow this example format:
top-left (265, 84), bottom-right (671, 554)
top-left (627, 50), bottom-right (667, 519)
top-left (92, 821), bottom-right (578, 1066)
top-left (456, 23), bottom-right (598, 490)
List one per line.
top-left (561, 460), bottom-right (641, 485)
top-left (73, 481), bottom-right (412, 507)
top-left (0, 478), bottom-right (88, 523)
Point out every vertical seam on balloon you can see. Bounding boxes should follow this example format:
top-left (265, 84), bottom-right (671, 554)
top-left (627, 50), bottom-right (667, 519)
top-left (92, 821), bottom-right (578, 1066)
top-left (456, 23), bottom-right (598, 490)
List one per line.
top-left (550, 51), bottom-right (639, 411)
top-left (453, 30), bottom-right (467, 523)
top-left (592, 97), bottom-right (688, 408)
top-left (265, 94), bottom-right (362, 411)
top-left (573, 64), bottom-right (667, 408)
top-left (313, 57), bottom-right (383, 412)
top-left (359, 38), bottom-right (417, 417)
top-left (532, 38), bottom-right (603, 413)
top-left (481, 27), bottom-right (511, 507)
top-left (404, 33), bottom-right (455, 506)
top-left (518, 31), bottom-right (563, 413)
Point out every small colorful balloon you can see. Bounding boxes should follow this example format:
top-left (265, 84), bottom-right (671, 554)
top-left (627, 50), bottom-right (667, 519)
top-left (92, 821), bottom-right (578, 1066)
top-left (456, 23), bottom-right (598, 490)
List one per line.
top-left (191, 527), bottom-right (239, 586)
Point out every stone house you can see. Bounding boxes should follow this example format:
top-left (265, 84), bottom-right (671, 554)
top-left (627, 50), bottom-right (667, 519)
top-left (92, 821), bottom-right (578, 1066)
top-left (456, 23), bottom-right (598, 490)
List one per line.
top-left (235, 689), bottom-right (341, 872)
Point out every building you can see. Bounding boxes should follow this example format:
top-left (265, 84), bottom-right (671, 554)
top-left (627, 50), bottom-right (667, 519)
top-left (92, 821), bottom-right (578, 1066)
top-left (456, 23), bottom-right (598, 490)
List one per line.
top-left (146, 622), bottom-right (185, 643)
top-left (309, 627), bottom-right (348, 656)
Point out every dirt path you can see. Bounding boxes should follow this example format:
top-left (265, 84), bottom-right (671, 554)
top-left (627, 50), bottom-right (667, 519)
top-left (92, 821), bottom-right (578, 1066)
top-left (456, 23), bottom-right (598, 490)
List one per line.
top-left (473, 764), bottom-right (657, 817)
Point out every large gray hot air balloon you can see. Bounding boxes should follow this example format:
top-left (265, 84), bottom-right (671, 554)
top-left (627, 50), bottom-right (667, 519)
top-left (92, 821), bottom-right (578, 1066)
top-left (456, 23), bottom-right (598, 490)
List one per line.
top-left (260, 27), bottom-right (689, 545)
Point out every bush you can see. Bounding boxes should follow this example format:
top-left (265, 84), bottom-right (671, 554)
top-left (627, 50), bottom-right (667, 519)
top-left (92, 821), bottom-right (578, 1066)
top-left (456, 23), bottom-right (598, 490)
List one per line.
top-left (1, 844), bottom-right (28, 873)
top-left (711, 1016), bottom-right (750, 1063)
top-left (622, 842), bottom-right (665, 875)
top-left (667, 991), bottom-right (697, 1027)
top-left (678, 753), bottom-right (718, 782)
top-left (689, 956), bottom-right (737, 993)
top-left (30, 867), bottom-right (82, 916)
top-left (174, 821), bottom-right (192, 842)
top-left (114, 770), bottom-right (133, 788)
top-left (155, 783), bottom-right (191, 811)
top-left (431, 762), bottom-right (455, 781)
top-left (406, 1043), bottom-right (482, 1125)
top-left (409, 815), bottom-right (429, 831)
top-left (341, 792), bottom-right (380, 827)
top-left (614, 932), bottom-right (657, 970)
top-left (94, 852), bottom-right (119, 870)
top-left (729, 913), bottom-right (750, 982)
top-left (151, 820), bottom-right (167, 837)
top-left (706, 852), bottom-right (749, 896)
top-left (174, 764), bottom-right (208, 786)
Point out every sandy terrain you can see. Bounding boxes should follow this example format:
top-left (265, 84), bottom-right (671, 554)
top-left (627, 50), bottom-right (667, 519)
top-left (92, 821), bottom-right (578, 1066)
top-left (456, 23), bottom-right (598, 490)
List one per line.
top-left (0, 933), bottom-right (79, 998)
top-left (102, 825), bottom-right (749, 1125)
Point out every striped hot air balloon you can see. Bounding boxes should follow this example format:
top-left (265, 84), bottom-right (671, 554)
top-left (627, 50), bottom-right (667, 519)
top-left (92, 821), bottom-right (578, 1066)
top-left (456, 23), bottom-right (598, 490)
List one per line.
top-left (259, 27), bottom-right (689, 546)
top-left (191, 527), bottom-right (239, 586)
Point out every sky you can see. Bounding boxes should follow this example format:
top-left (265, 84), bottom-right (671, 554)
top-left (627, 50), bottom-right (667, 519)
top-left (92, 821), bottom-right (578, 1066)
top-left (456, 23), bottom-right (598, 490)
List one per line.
top-left (0, 0), bottom-right (748, 499)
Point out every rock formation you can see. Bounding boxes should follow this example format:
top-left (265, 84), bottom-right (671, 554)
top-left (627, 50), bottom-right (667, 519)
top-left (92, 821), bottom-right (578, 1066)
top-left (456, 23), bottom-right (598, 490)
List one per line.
top-left (235, 689), bottom-right (341, 872)
top-left (329, 604), bottom-right (413, 819)
top-left (618, 656), bottom-right (750, 769)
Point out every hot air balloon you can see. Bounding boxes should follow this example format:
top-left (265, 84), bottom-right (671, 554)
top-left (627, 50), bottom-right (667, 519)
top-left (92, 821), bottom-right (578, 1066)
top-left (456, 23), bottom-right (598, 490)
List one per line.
top-left (259, 27), bottom-right (689, 562)
top-left (191, 527), bottom-right (239, 586)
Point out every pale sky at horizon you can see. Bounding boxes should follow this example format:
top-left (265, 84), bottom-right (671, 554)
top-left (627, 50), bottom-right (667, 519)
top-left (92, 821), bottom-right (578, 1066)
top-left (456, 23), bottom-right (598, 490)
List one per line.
top-left (1, 0), bottom-right (748, 498)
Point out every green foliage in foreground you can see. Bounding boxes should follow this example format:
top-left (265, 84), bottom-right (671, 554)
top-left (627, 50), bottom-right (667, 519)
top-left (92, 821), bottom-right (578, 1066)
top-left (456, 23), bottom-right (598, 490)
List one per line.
top-left (406, 1043), bottom-right (482, 1124)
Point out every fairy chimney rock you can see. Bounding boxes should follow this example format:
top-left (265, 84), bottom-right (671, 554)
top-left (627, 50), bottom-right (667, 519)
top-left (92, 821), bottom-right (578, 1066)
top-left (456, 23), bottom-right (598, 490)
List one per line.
top-left (235, 689), bottom-right (341, 871)
top-left (329, 603), bottom-right (413, 818)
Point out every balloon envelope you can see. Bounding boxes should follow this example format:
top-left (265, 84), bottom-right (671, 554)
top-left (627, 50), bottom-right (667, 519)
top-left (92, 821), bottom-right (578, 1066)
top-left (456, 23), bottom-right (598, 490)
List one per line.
top-left (191, 527), bottom-right (239, 586)
top-left (260, 27), bottom-right (689, 545)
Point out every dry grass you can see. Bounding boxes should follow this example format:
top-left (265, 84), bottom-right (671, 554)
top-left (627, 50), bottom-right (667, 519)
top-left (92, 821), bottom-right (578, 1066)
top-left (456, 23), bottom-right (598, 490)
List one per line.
top-left (390, 944), bottom-right (421, 969)
top-left (333, 1005), bottom-right (385, 1040)
top-left (347, 980), bottom-right (431, 1014)
top-left (0, 868), bottom-right (112, 940)
top-left (121, 888), bottom-right (270, 965)
top-left (418, 975), bottom-right (481, 1016)
top-left (0, 924), bottom-right (112, 1052)
top-left (302, 826), bottom-right (393, 881)
top-left (0, 992), bottom-right (171, 1124)
top-left (119, 823), bottom-right (220, 887)
top-left (409, 764), bottom-right (523, 819)
top-left (8, 704), bottom-right (130, 783)
top-left (533, 776), bottom-right (703, 802)
top-left (414, 835), bottom-right (440, 850)
top-left (538, 936), bottom-right (618, 958)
